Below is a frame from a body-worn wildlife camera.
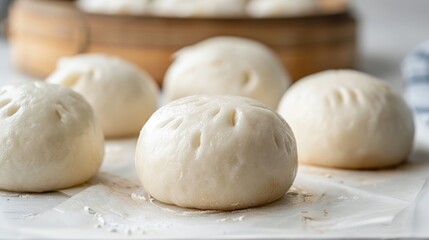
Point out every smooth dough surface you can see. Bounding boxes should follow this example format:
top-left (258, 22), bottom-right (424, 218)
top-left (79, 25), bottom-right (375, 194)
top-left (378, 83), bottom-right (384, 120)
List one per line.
top-left (48, 54), bottom-right (159, 138)
top-left (164, 37), bottom-right (291, 109)
top-left (77, 0), bottom-right (152, 15)
top-left (247, 0), bottom-right (318, 17)
top-left (135, 95), bottom-right (298, 210)
top-left (0, 82), bottom-right (104, 193)
top-left (278, 70), bottom-right (415, 169)
top-left (151, 0), bottom-right (246, 17)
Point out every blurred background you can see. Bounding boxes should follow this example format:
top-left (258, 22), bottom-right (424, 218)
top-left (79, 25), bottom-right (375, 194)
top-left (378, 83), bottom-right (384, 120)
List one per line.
top-left (0, 0), bottom-right (428, 91)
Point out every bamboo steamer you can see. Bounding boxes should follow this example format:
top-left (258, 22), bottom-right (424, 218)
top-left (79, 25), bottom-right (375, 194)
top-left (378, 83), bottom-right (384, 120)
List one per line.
top-left (8, 0), bottom-right (357, 86)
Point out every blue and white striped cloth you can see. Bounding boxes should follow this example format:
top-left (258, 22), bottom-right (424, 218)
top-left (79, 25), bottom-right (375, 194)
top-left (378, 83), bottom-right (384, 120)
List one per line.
top-left (403, 40), bottom-right (429, 146)
top-left (402, 40), bottom-right (429, 236)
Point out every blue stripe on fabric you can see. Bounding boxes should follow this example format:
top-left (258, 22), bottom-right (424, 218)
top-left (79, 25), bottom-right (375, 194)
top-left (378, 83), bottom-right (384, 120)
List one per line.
top-left (416, 51), bottom-right (429, 61)
top-left (406, 75), bottom-right (429, 86)
top-left (415, 107), bottom-right (429, 114)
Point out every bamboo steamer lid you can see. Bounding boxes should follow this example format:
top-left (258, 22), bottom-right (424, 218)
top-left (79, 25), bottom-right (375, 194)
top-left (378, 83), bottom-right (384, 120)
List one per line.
top-left (8, 0), bottom-right (357, 86)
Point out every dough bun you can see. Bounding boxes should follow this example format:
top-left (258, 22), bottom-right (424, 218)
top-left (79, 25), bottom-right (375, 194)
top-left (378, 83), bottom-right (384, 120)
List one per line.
top-left (247, 0), bottom-right (318, 17)
top-left (77, 0), bottom-right (152, 15)
top-left (0, 82), bottom-right (104, 192)
top-left (164, 36), bottom-right (290, 109)
top-left (278, 70), bottom-right (415, 169)
top-left (48, 54), bottom-right (159, 138)
top-left (136, 95), bottom-right (298, 210)
top-left (150, 0), bottom-right (246, 17)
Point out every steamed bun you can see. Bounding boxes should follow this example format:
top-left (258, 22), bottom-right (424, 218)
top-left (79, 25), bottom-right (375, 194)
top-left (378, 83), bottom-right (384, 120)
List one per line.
top-left (278, 70), bottom-right (414, 169)
top-left (247, 0), bottom-right (317, 17)
top-left (151, 0), bottom-right (246, 17)
top-left (136, 95), bottom-right (297, 210)
top-left (48, 54), bottom-right (159, 138)
top-left (0, 82), bottom-right (104, 192)
top-left (77, 0), bottom-right (152, 15)
top-left (164, 37), bottom-right (291, 109)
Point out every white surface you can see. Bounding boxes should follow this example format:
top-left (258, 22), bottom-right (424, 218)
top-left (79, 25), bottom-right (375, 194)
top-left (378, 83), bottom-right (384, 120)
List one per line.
top-left (1, 139), bottom-right (429, 238)
top-left (1, 0), bottom-right (429, 238)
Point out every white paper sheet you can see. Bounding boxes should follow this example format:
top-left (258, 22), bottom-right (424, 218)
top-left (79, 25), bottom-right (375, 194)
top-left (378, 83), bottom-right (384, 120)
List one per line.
top-left (1, 137), bottom-right (428, 239)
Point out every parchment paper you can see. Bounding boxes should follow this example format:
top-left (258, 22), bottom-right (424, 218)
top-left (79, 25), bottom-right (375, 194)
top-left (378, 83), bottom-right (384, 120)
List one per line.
top-left (1, 132), bottom-right (428, 239)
